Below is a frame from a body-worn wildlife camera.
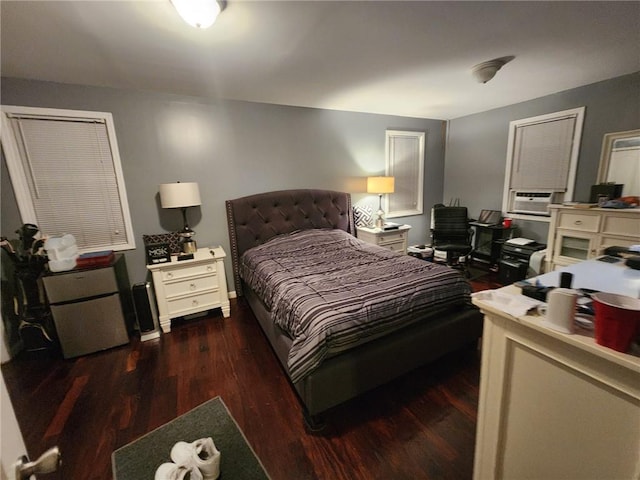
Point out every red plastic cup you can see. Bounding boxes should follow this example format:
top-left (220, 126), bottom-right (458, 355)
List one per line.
top-left (502, 218), bottom-right (512, 228)
top-left (592, 292), bottom-right (640, 353)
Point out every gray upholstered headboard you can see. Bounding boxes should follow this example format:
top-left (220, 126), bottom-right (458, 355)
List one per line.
top-left (225, 189), bottom-right (354, 295)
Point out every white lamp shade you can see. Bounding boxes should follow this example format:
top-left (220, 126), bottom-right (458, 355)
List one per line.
top-left (171, 0), bottom-right (221, 29)
top-left (367, 176), bottom-right (395, 194)
top-left (159, 182), bottom-right (201, 208)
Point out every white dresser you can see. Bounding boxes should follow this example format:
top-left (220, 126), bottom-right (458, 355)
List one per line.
top-left (546, 204), bottom-right (640, 270)
top-left (472, 260), bottom-right (640, 480)
top-left (147, 247), bottom-right (230, 333)
top-left (356, 224), bottom-right (411, 253)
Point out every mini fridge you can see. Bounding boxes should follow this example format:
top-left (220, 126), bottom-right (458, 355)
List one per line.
top-left (42, 255), bottom-right (131, 359)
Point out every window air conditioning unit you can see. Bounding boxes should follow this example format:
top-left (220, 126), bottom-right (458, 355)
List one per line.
top-left (510, 191), bottom-right (560, 216)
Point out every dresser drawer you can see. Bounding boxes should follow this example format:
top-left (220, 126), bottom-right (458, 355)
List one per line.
top-left (161, 262), bottom-right (216, 282)
top-left (164, 275), bottom-right (218, 298)
top-left (601, 215), bottom-right (640, 238)
top-left (167, 291), bottom-right (220, 316)
top-left (557, 212), bottom-right (600, 232)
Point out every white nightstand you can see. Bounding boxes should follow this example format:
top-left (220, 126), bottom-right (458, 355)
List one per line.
top-left (147, 247), bottom-right (230, 333)
top-left (356, 224), bottom-right (411, 253)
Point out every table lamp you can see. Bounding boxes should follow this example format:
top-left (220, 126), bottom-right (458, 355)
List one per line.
top-left (367, 176), bottom-right (395, 228)
top-left (159, 182), bottom-right (201, 253)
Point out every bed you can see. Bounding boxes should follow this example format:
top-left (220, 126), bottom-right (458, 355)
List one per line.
top-left (225, 189), bottom-right (483, 428)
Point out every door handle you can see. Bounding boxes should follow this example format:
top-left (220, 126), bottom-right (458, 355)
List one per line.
top-left (15, 446), bottom-right (61, 480)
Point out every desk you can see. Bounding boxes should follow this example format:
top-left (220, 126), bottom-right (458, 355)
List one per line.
top-left (534, 257), bottom-right (640, 298)
top-left (472, 260), bottom-right (640, 480)
top-left (469, 223), bottom-right (512, 266)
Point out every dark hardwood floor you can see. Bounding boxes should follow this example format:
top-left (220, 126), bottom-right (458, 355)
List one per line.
top-left (2, 271), bottom-right (501, 480)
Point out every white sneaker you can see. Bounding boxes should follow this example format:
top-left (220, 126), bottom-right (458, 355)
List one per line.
top-left (170, 438), bottom-right (221, 480)
top-left (154, 462), bottom-right (203, 480)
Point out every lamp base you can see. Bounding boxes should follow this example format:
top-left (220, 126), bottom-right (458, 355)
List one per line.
top-left (375, 209), bottom-right (385, 229)
top-left (182, 239), bottom-right (197, 254)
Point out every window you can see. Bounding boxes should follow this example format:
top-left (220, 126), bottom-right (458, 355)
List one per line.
top-left (1, 106), bottom-right (135, 252)
top-left (385, 130), bottom-right (425, 218)
top-left (502, 107), bottom-right (585, 219)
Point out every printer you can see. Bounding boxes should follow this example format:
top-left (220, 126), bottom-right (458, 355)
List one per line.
top-left (499, 239), bottom-right (546, 285)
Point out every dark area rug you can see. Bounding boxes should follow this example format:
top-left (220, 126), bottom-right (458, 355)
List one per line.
top-left (112, 396), bottom-right (270, 479)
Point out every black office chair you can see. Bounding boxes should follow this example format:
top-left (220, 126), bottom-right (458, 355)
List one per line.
top-left (430, 205), bottom-right (474, 276)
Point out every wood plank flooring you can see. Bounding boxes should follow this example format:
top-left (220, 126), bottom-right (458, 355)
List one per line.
top-left (2, 273), bottom-right (499, 480)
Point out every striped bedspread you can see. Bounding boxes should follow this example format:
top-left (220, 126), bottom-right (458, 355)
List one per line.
top-left (240, 229), bottom-right (471, 383)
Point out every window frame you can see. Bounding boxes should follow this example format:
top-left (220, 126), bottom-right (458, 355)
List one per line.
top-left (502, 107), bottom-right (585, 221)
top-left (385, 129), bottom-right (425, 218)
top-left (1, 105), bottom-right (136, 252)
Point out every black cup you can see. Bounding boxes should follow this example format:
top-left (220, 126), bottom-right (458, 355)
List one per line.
top-left (560, 271), bottom-right (573, 289)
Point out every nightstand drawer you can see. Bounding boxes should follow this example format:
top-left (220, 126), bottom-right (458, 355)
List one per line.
top-left (161, 262), bottom-right (217, 282)
top-left (385, 243), bottom-right (407, 253)
top-left (376, 231), bottom-right (407, 245)
top-left (557, 212), bottom-right (600, 232)
top-left (164, 275), bottom-right (218, 298)
top-left (167, 291), bottom-right (220, 316)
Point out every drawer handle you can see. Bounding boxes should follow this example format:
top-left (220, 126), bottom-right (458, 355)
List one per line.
top-left (166, 272), bottom-right (174, 279)
top-left (192, 299), bottom-right (199, 306)
top-left (206, 266), bottom-right (213, 272)
top-left (574, 220), bottom-right (582, 225)
top-left (190, 283), bottom-right (196, 291)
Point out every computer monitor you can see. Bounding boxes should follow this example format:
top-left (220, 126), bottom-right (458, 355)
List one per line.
top-left (477, 209), bottom-right (502, 226)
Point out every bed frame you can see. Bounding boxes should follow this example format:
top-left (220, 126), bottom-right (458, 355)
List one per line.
top-left (226, 189), bottom-right (483, 428)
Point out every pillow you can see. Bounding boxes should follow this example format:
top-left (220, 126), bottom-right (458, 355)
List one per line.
top-left (143, 232), bottom-right (182, 254)
top-left (353, 205), bottom-right (373, 227)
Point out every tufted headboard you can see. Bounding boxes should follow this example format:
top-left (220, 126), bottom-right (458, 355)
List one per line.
top-left (225, 189), bottom-right (354, 296)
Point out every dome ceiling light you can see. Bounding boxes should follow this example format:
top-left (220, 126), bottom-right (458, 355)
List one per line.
top-left (472, 56), bottom-right (515, 84)
top-left (171, 0), bottom-right (224, 29)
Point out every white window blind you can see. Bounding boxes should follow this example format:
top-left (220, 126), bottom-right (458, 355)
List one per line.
top-left (502, 107), bottom-right (585, 219)
top-left (1, 107), bottom-right (135, 252)
top-left (511, 116), bottom-right (576, 190)
top-left (386, 130), bottom-right (425, 218)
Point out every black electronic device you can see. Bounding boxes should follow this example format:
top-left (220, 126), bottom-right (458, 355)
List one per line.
top-left (589, 183), bottom-right (623, 203)
top-left (499, 241), bottom-right (546, 285)
top-left (627, 256), bottom-right (640, 270)
top-left (522, 285), bottom-right (554, 302)
top-left (132, 282), bottom-right (160, 340)
top-left (598, 255), bottom-right (623, 263)
top-left (560, 271), bottom-right (573, 288)
top-left (382, 222), bottom-right (400, 230)
top-left (474, 209), bottom-right (502, 226)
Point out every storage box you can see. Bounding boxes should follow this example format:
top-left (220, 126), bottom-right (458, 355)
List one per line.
top-left (76, 250), bottom-right (115, 269)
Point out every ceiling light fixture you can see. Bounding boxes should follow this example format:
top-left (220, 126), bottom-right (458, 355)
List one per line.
top-left (471, 56), bottom-right (514, 84)
top-left (171, 0), bottom-right (222, 29)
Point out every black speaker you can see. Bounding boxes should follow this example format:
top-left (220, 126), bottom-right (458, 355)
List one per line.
top-left (132, 282), bottom-right (160, 341)
top-left (590, 184), bottom-right (623, 203)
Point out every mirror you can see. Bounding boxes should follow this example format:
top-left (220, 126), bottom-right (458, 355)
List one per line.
top-left (596, 129), bottom-right (640, 196)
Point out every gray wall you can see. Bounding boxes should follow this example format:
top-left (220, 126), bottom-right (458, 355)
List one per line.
top-left (444, 72), bottom-right (640, 243)
top-left (1, 78), bottom-right (445, 289)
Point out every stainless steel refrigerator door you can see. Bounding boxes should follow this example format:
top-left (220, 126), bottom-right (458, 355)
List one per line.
top-left (50, 293), bottom-right (129, 358)
top-left (43, 267), bottom-right (119, 303)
